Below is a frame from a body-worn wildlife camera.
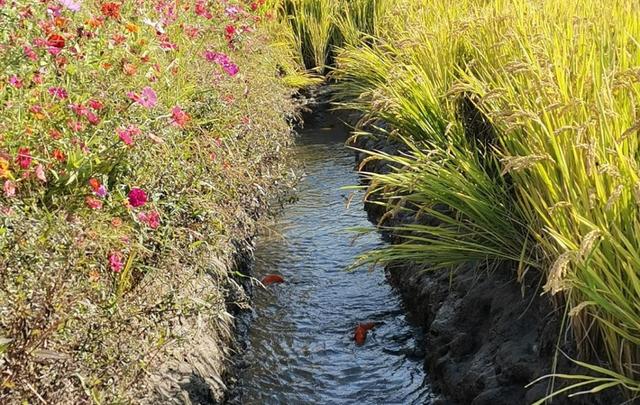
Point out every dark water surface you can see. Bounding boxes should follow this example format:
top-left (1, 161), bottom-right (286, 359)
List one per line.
top-left (231, 118), bottom-right (433, 405)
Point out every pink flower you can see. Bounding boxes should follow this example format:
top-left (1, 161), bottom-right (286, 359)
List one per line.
top-left (128, 187), bottom-right (147, 207)
top-left (35, 164), bottom-right (47, 182)
top-left (68, 120), bottom-right (85, 132)
top-left (60, 0), bottom-right (81, 12)
top-left (70, 103), bottom-right (89, 116)
top-left (117, 125), bottom-right (141, 146)
top-left (138, 210), bottom-right (160, 229)
top-left (195, 0), bottom-right (212, 19)
top-left (16, 147), bottom-right (32, 169)
top-left (225, 6), bottom-right (242, 17)
top-left (86, 111), bottom-right (100, 125)
top-left (203, 51), bottom-right (239, 76)
top-left (23, 46), bottom-right (38, 61)
top-left (8, 75), bottom-right (23, 88)
top-left (138, 86), bottom-right (157, 108)
top-left (85, 196), bottom-right (102, 209)
top-left (223, 63), bottom-right (239, 76)
top-left (3, 180), bottom-right (15, 197)
top-left (109, 252), bottom-right (124, 273)
top-left (48, 86), bottom-right (68, 99)
top-left (171, 106), bottom-right (190, 128)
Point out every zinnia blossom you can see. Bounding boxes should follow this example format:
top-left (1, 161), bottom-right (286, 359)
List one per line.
top-left (48, 86), bottom-right (68, 99)
top-left (85, 196), bottom-right (102, 209)
top-left (171, 106), bottom-right (190, 128)
top-left (23, 46), bottom-right (38, 61)
top-left (88, 177), bottom-right (108, 197)
top-left (225, 25), bottom-right (236, 42)
top-left (117, 125), bottom-right (141, 146)
top-left (59, 0), bottom-right (81, 12)
top-left (108, 252), bottom-right (124, 273)
top-left (35, 164), bottom-right (47, 183)
top-left (88, 99), bottom-right (104, 110)
top-left (101, 2), bottom-right (121, 18)
top-left (8, 75), bottom-right (23, 88)
top-left (129, 86), bottom-right (157, 108)
top-left (128, 187), bottom-right (147, 207)
top-left (88, 177), bottom-right (101, 192)
top-left (138, 210), bottom-right (160, 229)
top-left (52, 149), bottom-right (66, 162)
top-left (47, 34), bottom-right (65, 49)
top-left (16, 147), bottom-right (32, 169)
top-left (203, 51), bottom-right (239, 77)
top-left (3, 180), bottom-right (15, 197)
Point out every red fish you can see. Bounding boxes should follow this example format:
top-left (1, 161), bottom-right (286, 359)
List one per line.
top-left (353, 322), bottom-right (378, 346)
top-left (261, 274), bottom-right (285, 286)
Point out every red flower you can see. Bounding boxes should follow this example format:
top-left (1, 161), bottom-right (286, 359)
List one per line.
top-left (47, 33), bottom-right (65, 49)
top-left (225, 25), bottom-right (236, 42)
top-left (52, 149), bottom-right (66, 162)
top-left (88, 177), bottom-right (101, 192)
top-left (101, 2), bottom-right (121, 18)
top-left (128, 187), bottom-right (147, 207)
top-left (88, 99), bottom-right (104, 110)
top-left (49, 129), bottom-right (62, 140)
top-left (16, 147), bottom-right (32, 169)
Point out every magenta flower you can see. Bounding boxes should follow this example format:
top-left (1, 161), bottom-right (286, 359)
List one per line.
top-left (138, 210), bottom-right (160, 229)
top-left (118, 129), bottom-right (133, 145)
top-left (128, 187), bottom-right (148, 207)
top-left (96, 185), bottom-right (108, 198)
top-left (48, 87), bottom-right (68, 99)
top-left (117, 125), bottom-right (141, 146)
top-left (203, 51), bottom-right (239, 77)
top-left (23, 46), bottom-right (38, 61)
top-left (8, 75), bottom-right (23, 88)
top-left (86, 111), bottom-right (100, 125)
top-left (16, 147), bottom-right (32, 169)
top-left (109, 252), bottom-right (124, 273)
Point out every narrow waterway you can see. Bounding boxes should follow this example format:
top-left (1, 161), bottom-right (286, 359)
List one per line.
top-left (230, 114), bottom-right (434, 404)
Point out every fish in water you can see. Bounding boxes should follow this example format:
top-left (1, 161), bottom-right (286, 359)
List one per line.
top-left (353, 322), bottom-right (378, 346)
top-left (261, 274), bottom-right (285, 286)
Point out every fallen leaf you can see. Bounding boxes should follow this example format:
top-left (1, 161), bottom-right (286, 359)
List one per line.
top-left (261, 274), bottom-right (284, 286)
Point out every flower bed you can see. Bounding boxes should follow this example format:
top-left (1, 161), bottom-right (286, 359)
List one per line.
top-left (0, 0), bottom-right (300, 402)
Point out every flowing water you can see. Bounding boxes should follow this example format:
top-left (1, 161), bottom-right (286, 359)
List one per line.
top-left (231, 115), bottom-right (434, 405)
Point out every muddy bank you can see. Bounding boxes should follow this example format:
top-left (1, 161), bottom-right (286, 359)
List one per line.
top-left (351, 128), bottom-right (623, 404)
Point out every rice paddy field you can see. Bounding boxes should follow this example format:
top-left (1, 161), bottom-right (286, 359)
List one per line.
top-left (275, 0), bottom-right (640, 402)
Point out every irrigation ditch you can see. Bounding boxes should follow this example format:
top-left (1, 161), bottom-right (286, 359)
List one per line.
top-left (168, 89), bottom-right (624, 405)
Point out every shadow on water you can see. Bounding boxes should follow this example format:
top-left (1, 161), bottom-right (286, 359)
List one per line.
top-left (229, 113), bottom-right (434, 405)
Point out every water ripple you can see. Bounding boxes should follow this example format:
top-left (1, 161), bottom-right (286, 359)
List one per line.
top-left (231, 125), bottom-right (434, 405)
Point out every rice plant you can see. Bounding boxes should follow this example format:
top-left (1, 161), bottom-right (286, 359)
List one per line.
top-left (288, 0), bottom-right (640, 401)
